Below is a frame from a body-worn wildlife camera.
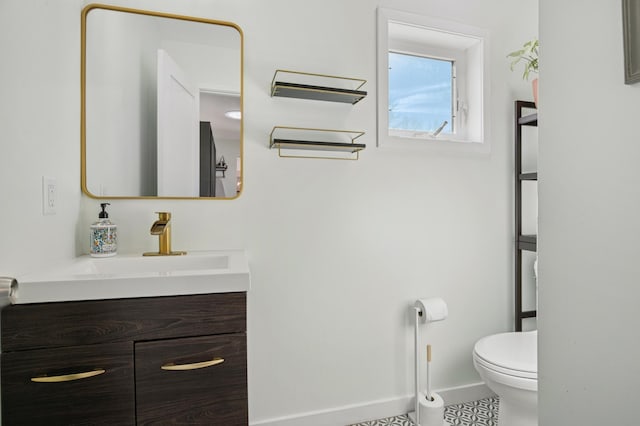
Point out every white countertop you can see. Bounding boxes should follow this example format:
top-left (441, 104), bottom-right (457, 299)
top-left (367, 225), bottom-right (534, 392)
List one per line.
top-left (13, 250), bottom-right (251, 304)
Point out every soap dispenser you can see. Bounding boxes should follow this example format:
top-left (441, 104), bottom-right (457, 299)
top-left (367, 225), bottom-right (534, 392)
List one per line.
top-left (90, 203), bottom-right (117, 257)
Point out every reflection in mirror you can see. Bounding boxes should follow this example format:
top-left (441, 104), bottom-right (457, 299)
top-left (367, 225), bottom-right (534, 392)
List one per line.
top-left (82, 5), bottom-right (243, 199)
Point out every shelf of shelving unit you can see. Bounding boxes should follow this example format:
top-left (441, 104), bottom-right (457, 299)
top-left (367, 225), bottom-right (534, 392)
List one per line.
top-left (270, 126), bottom-right (365, 160)
top-left (519, 172), bottom-right (538, 181)
top-left (515, 100), bottom-right (538, 332)
top-left (270, 70), bottom-right (367, 104)
top-left (518, 113), bottom-right (538, 126)
top-left (517, 235), bottom-right (537, 252)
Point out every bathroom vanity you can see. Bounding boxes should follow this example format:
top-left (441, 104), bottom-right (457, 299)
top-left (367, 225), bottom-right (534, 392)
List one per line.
top-left (1, 293), bottom-right (247, 424)
top-left (0, 250), bottom-right (250, 425)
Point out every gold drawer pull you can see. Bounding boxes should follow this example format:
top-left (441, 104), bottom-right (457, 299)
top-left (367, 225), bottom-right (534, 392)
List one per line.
top-left (161, 357), bottom-right (225, 371)
top-left (31, 369), bottom-right (106, 383)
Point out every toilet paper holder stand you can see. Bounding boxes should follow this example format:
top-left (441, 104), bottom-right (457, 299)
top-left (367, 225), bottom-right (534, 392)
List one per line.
top-left (409, 298), bottom-right (450, 426)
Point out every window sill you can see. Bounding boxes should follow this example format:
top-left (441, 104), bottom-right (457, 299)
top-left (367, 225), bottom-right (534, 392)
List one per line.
top-left (378, 133), bottom-right (491, 154)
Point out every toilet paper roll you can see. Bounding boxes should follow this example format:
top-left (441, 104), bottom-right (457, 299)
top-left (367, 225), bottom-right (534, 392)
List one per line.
top-left (418, 392), bottom-right (447, 426)
top-left (415, 298), bottom-right (448, 323)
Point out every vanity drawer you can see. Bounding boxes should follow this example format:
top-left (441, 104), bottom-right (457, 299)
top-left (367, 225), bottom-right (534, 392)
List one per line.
top-left (1, 341), bottom-right (135, 425)
top-left (1, 292), bottom-right (246, 352)
top-left (135, 333), bottom-right (248, 425)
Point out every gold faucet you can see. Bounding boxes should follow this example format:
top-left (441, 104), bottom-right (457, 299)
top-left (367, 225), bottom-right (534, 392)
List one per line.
top-left (143, 212), bottom-right (186, 256)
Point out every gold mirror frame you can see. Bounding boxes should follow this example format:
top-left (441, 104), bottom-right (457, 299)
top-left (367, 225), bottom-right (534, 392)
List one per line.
top-left (81, 4), bottom-right (244, 199)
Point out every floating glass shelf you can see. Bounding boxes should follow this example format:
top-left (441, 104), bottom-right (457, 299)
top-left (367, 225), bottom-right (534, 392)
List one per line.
top-left (270, 70), bottom-right (367, 105)
top-left (269, 126), bottom-right (365, 160)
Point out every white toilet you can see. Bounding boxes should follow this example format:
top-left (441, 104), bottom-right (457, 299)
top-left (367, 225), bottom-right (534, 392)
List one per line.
top-left (473, 330), bottom-right (537, 426)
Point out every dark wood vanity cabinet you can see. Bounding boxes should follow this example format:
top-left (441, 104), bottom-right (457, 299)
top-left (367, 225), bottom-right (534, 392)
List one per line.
top-left (136, 334), bottom-right (247, 425)
top-left (2, 341), bottom-right (135, 425)
top-left (1, 292), bottom-right (247, 425)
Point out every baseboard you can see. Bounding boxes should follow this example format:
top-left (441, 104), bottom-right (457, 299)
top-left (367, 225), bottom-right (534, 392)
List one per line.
top-left (250, 382), bottom-right (494, 426)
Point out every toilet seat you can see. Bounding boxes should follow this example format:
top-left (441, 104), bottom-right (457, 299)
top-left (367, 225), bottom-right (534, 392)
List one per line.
top-left (473, 331), bottom-right (537, 380)
top-left (473, 331), bottom-right (538, 424)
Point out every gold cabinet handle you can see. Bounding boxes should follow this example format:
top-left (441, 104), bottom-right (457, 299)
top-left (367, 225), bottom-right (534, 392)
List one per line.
top-left (161, 357), bottom-right (224, 371)
top-left (31, 369), bottom-right (106, 383)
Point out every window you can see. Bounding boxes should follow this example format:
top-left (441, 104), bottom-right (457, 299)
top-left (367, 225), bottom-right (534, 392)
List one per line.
top-left (377, 8), bottom-right (490, 149)
top-left (389, 52), bottom-right (454, 136)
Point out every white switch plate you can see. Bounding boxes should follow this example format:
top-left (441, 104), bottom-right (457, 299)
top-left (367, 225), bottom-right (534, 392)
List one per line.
top-left (42, 176), bottom-right (56, 215)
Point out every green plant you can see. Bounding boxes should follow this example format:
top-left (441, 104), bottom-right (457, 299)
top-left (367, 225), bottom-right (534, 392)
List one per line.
top-left (507, 39), bottom-right (539, 81)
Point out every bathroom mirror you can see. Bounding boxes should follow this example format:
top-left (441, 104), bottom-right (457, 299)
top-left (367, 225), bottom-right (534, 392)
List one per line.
top-left (81, 4), bottom-right (243, 199)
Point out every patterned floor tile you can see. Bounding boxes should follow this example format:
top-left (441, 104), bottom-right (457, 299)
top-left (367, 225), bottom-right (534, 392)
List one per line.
top-left (444, 397), bottom-right (499, 426)
top-left (348, 414), bottom-right (414, 426)
top-left (348, 397), bottom-right (499, 426)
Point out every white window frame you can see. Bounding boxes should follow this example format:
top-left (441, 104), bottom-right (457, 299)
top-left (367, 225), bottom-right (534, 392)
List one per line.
top-left (377, 8), bottom-right (490, 152)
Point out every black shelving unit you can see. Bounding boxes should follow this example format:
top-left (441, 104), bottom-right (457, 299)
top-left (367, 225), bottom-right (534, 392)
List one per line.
top-left (515, 100), bottom-right (537, 331)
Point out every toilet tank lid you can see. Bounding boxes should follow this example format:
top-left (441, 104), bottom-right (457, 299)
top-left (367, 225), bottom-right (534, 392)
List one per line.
top-left (474, 331), bottom-right (537, 373)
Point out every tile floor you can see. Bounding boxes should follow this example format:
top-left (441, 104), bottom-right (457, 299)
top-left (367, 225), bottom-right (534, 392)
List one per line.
top-left (348, 396), bottom-right (499, 426)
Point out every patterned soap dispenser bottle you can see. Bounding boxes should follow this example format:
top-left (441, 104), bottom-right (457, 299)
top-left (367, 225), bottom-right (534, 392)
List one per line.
top-left (90, 203), bottom-right (117, 257)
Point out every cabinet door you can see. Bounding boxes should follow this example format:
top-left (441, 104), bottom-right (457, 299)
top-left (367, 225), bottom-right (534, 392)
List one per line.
top-left (1, 341), bottom-right (135, 425)
top-left (136, 333), bottom-right (247, 425)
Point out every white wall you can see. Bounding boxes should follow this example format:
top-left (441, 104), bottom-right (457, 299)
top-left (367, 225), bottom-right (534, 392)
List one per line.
top-left (538, 1), bottom-right (640, 425)
top-left (0, 0), bottom-right (536, 423)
